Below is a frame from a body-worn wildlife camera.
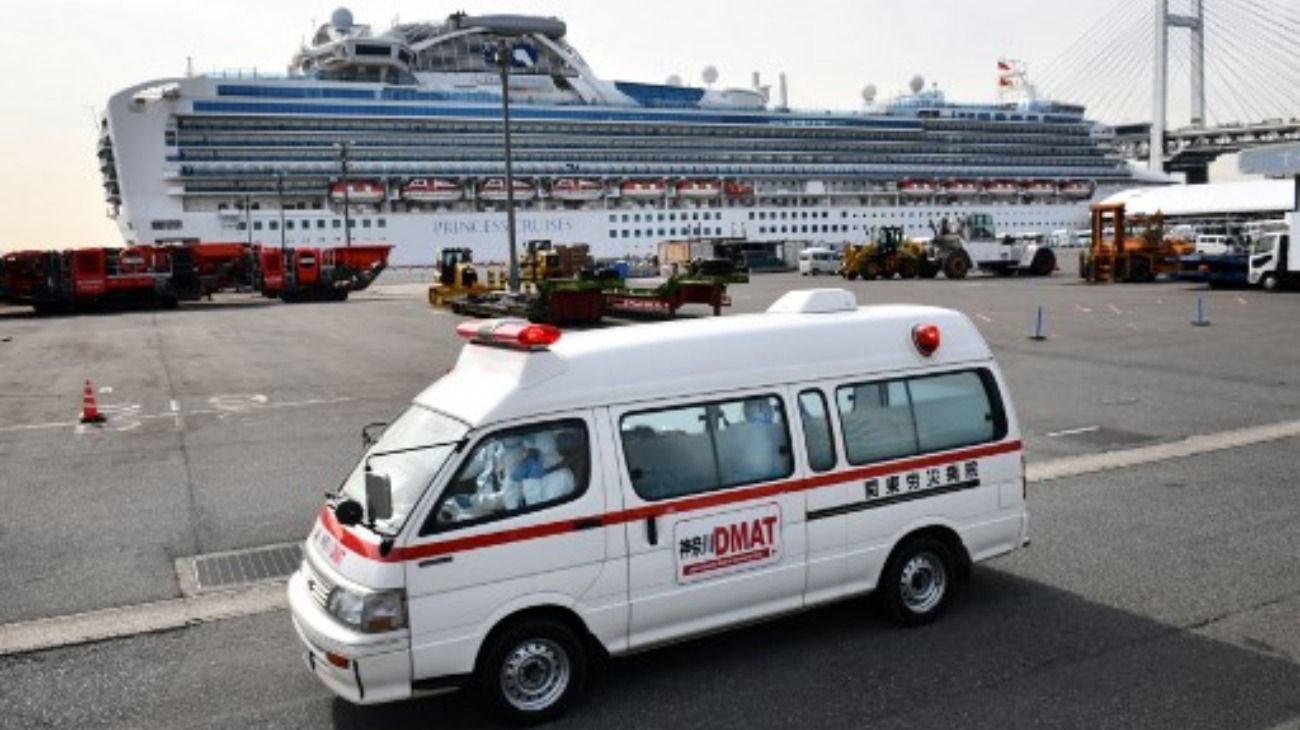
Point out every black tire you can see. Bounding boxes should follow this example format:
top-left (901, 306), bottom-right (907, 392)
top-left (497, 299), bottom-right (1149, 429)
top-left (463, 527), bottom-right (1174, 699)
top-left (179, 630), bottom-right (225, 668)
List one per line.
top-left (1079, 251), bottom-right (1090, 280)
top-left (877, 536), bottom-right (956, 627)
top-left (1029, 248), bottom-right (1056, 277)
top-left (1128, 257), bottom-right (1150, 284)
top-left (920, 263), bottom-right (940, 279)
top-left (862, 262), bottom-right (881, 281)
top-left (942, 252), bottom-right (971, 280)
top-left (1261, 273), bottom-right (1280, 292)
top-left (474, 618), bottom-right (588, 725)
top-left (897, 256), bottom-right (920, 279)
top-left (843, 270), bottom-right (859, 281)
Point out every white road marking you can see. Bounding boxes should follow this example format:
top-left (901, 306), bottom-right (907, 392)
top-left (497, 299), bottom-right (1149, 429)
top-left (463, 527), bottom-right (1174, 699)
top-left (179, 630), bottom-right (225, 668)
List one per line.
top-left (1075, 304), bottom-right (1093, 313)
top-left (1107, 302), bottom-right (1123, 315)
top-left (975, 313), bottom-right (993, 323)
top-left (4, 417), bottom-right (1299, 656)
top-left (1029, 418), bottom-right (1300, 484)
top-left (1236, 296), bottom-right (1249, 306)
top-left (169, 400), bottom-right (180, 413)
top-left (0, 420), bottom-right (77, 434)
top-left (98, 386), bottom-right (113, 395)
top-left (1045, 425), bottom-right (1101, 438)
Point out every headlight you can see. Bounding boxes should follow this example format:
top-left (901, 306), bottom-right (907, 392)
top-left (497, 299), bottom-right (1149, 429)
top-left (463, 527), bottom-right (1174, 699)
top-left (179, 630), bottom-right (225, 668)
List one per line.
top-left (326, 587), bottom-right (407, 633)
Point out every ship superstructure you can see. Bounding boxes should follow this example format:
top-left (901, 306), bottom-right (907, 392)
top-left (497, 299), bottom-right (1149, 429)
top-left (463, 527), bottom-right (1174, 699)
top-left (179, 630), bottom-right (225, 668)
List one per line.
top-left (100, 8), bottom-right (1144, 264)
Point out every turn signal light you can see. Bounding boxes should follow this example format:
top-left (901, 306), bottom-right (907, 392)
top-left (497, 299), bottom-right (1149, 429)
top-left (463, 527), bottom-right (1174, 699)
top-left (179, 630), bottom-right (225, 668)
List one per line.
top-left (912, 323), bottom-right (941, 357)
top-left (325, 651), bottom-right (351, 670)
top-left (456, 319), bottom-right (562, 350)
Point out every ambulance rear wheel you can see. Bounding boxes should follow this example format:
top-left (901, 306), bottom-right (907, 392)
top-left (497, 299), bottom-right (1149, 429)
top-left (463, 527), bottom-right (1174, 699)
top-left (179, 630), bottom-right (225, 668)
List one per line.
top-left (878, 536), bottom-right (954, 626)
top-left (475, 617), bottom-right (587, 724)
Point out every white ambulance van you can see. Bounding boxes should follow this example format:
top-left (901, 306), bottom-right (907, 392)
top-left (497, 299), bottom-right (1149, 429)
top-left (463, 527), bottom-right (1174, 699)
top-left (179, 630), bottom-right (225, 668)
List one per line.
top-left (288, 289), bottom-right (1028, 723)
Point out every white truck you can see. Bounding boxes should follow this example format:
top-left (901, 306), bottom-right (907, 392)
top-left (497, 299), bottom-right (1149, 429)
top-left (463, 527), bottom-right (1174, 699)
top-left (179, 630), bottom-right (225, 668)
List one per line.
top-left (931, 214), bottom-right (1057, 277)
top-left (1248, 212), bottom-right (1298, 292)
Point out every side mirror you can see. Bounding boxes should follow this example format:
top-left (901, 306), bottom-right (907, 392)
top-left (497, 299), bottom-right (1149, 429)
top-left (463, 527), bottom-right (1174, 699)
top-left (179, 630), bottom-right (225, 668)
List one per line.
top-left (365, 467), bottom-right (393, 523)
top-left (361, 422), bottom-right (387, 448)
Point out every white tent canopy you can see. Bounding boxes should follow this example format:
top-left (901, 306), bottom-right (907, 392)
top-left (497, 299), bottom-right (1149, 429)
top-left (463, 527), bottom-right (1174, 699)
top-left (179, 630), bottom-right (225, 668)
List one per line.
top-left (1102, 179), bottom-right (1296, 217)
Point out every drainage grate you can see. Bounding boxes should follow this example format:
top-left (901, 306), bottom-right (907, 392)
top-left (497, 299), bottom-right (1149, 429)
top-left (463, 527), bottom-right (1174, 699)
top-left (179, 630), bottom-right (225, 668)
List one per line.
top-left (187, 543), bottom-right (303, 593)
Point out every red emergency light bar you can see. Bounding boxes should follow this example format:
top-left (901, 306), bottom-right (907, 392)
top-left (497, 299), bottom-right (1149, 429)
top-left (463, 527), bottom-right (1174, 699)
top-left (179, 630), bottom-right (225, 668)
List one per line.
top-left (456, 319), bottom-right (562, 350)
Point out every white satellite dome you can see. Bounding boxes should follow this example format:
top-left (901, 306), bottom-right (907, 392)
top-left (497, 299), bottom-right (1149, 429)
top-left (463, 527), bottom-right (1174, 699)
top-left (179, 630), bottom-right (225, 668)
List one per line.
top-left (331, 7), bottom-right (354, 31)
top-left (666, 74), bottom-right (683, 87)
top-left (861, 84), bottom-right (877, 103)
top-left (702, 65), bottom-right (719, 86)
top-left (909, 75), bottom-right (925, 94)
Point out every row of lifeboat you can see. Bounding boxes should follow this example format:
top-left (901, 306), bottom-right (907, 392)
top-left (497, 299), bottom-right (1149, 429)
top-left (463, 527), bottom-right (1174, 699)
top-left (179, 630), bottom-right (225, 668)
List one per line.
top-left (328, 177), bottom-right (1097, 204)
top-left (897, 179), bottom-right (1096, 200)
top-left (327, 179), bottom-right (758, 204)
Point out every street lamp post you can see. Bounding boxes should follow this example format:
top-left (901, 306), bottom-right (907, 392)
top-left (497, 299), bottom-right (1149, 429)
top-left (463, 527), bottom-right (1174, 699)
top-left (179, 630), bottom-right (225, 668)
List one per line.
top-left (491, 38), bottom-right (529, 294)
top-left (242, 194), bottom-right (253, 247)
top-left (275, 170), bottom-right (286, 256)
top-left (336, 141), bottom-right (352, 249)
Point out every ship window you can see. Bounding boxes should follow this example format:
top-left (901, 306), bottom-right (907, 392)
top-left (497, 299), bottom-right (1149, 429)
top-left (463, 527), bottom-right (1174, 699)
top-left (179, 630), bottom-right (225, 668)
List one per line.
top-left (269, 221), bottom-right (279, 231)
top-left (659, 229), bottom-right (665, 236)
top-left (237, 222), bottom-right (247, 231)
top-left (609, 230), bottom-right (617, 239)
top-left (254, 222), bottom-right (263, 231)
top-left (286, 221), bottom-right (294, 230)
top-left (378, 219), bottom-right (386, 228)
top-left (317, 220), bottom-right (326, 229)
top-left (621, 214), bottom-right (629, 222)
top-left (348, 220), bottom-right (356, 228)
top-left (609, 215), bottom-right (616, 223)
top-left (362, 219), bottom-right (371, 228)
top-left (332, 220), bottom-right (340, 229)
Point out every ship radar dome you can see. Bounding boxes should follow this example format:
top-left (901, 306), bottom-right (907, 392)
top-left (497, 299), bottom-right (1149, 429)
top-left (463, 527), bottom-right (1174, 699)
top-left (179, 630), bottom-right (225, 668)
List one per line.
top-left (702, 65), bottom-right (719, 87)
top-left (861, 84), bottom-right (877, 103)
top-left (331, 7), bottom-right (354, 31)
top-left (909, 75), bottom-right (925, 94)
top-left (666, 74), bottom-right (683, 87)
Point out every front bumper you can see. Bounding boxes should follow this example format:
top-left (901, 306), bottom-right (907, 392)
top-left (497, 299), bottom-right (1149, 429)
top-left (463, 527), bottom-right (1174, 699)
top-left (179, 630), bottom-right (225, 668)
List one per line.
top-left (287, 570), bottom-right (413, 705)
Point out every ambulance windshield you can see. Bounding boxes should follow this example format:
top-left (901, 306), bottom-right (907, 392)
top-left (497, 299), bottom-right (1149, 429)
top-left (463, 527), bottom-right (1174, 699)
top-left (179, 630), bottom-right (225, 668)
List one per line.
top-left (338, 404), bottom-right (467, 534)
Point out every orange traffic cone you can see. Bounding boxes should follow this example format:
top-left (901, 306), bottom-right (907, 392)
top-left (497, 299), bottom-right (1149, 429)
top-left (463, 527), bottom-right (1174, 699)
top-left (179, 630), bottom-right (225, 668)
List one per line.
top-left (80, 379), bottom-right (106, 424)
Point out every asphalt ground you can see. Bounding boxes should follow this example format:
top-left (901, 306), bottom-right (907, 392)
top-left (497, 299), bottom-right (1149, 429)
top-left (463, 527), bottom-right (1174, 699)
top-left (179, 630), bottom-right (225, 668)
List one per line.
top-left (1, 258), bottom-right (1299, 727)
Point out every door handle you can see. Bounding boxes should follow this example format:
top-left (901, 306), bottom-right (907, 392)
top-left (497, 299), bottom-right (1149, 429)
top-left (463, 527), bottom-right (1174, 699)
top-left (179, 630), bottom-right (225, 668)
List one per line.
top-left (418, 556), bottom-right (453, 568)
top-left (645, 516), bottom-right (658, 546)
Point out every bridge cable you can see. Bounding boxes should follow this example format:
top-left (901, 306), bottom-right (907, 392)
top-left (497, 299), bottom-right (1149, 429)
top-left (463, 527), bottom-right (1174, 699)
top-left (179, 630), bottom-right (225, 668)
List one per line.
top-left (1038, 0), bottom-right (1150, 105)
top-left (1206, 3), bottom-right (1300, 117)
top-left (1205, 0), bottom-right (1296, 121)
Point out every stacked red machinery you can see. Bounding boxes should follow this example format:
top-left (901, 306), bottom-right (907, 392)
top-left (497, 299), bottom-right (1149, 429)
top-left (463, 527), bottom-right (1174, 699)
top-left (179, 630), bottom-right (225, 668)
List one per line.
top-left (0, 243), bottom-right (391, 313)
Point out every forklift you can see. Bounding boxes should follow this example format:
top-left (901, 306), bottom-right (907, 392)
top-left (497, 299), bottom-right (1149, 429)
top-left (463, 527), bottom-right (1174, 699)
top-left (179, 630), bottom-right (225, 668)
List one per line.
top-left (428, 247), bottom-right (501, 306)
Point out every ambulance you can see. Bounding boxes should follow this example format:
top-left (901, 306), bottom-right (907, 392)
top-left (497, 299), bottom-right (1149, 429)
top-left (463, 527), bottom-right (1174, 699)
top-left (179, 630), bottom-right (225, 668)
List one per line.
top-left (287, 288), bottom-right (1029, 723)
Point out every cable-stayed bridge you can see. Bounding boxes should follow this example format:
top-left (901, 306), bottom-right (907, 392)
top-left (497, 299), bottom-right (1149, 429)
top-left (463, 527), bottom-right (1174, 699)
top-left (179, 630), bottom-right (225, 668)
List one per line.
top-left (1037, 0), bottom-right (1300, 182)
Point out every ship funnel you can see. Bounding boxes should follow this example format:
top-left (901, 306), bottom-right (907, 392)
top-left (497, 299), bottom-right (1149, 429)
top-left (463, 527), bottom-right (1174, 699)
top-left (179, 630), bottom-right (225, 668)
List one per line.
top-left (777, 72), bottom-right (789, 112)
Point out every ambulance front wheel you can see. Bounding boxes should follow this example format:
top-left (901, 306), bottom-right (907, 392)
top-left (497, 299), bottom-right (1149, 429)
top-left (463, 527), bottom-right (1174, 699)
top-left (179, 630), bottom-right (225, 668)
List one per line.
top-left (878, 536), bottom-right (954, 627)
top-left (475, 617), bottom-right (588, 725)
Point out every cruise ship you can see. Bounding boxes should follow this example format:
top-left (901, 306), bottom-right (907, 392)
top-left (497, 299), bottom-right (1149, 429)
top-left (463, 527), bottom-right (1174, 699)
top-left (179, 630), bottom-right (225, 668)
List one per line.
top-left (100, 8), bottom-right (1145, 265)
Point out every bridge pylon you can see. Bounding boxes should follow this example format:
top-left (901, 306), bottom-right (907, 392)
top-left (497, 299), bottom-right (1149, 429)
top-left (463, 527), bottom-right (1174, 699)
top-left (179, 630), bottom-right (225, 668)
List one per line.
top-left (1151, 0), bottom-right (1205, 173)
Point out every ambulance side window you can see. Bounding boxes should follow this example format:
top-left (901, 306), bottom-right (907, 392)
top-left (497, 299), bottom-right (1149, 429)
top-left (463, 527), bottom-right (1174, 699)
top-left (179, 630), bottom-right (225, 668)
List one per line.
top-left (836, 381), bottom-right (919, 465)
top-left (423, 419), bottom-right (589, 533)
top-left (836, 369), bottom-right (1006, 465)
top-left (620, 395), bottom-right (793, 501)
top-left (798, 390), bottom-right (837, 472)
top-left (909, 371), bottom-right (1001, 452)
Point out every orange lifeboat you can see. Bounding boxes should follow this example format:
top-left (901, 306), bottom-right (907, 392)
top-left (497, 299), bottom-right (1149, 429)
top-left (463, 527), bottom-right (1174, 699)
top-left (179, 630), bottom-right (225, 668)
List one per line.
top-left (402, 178), bottom-right (462, 203)
top-left (723, 181), bottom-right (755, 198)
top-left (984, 179), bottom-right (1020, 199)
top-left (478, 178), bottom-right (536, 202)
top-left (551, 178), bottom-right (604, 202)
top-left (943, 179), bottom-right (982, 198)
top-left (1023, 180), bottom-right (1059, 199)
top-left (621, 179), bottom-right (667, 200)
top-left (676, 179), bottom-right (722, 199)
top-left (1060, 179), bottom-right (1095, 199)
top-left (329, 180), bottom-right (385, 204)
top-left (897, 179), bottom-right (937, 198)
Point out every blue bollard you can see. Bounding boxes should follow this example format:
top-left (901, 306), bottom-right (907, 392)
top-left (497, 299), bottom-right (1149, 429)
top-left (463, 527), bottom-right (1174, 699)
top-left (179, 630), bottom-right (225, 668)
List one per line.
top-left (1192, 294), bottom-right (1210, 327)
top-left (1029, 305), bottom-right (1047, 340)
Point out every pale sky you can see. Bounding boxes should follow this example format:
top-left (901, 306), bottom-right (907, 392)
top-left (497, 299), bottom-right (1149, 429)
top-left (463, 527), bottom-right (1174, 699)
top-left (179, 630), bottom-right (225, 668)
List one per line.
top-left (0, 0), bottom-right (1176, 251)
